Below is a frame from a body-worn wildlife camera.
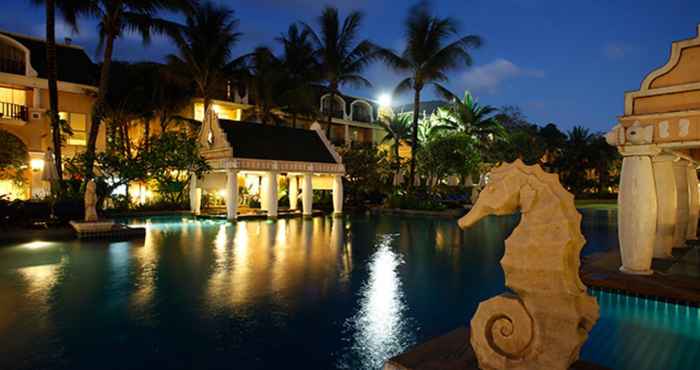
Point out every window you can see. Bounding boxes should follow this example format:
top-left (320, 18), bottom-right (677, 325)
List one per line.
top-left (351, 102), bottom-right (371, 122)
top-left (0, 86), bottom-right (26, 105)
top-left (0, 40), bottom-right (25, 75)
top-left (0, 86), bottom-right (27, 120)
top-left (60, 112), bottom-right (87, 146)
top-left (194, 103), bottom-right (242, 122)
top-left (321, 96), bottom-right (344, 119)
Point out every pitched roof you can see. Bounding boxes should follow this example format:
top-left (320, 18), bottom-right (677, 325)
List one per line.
top-left (219, 120), bottom-right (338, 164)
top-left (0, 31), bottom-right (97, 86)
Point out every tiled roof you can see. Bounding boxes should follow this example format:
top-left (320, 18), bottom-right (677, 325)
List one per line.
top-left (219, 120), bottom-right (338, 164)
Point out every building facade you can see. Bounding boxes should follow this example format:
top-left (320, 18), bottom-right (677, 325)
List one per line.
top-left (0, 31), bottom-right (103, 199)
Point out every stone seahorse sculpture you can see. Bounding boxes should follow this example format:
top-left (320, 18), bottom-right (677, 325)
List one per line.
top-left (458, 160), bottom-right (599, 370)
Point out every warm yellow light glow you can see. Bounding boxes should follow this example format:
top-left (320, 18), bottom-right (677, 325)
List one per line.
top-left (22, 240), bottom-right (53, 250)
top-left (30, 158), bottom-right (44, 171)
top-left (217, 189), bottom-right (227, 198)
top-left (378, 93), bottom-right (392, 108)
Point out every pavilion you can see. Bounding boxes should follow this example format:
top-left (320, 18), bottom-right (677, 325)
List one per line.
top-left (607, 24), bottom-right (700, 275)
top-left (190, 109), bottom-right (345, 220)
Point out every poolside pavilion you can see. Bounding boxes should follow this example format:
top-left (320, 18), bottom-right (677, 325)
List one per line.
top-left (607, 24), bottom-right (700, 275)
top-left (190, 109), bottom-right (345, 220)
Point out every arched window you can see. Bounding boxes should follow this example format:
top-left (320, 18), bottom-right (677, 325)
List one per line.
top-left (0, 38), bottom-right (26, 75)
top-left (351, 101), bottom-right (372, 123)
top-left (321, 94), bottom-right (345, 119)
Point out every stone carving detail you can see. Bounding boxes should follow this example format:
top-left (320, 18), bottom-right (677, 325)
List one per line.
top-left (605, 122), bottom-right (654, 146)
top-left (85, 180), bottom-right (98, 222)
top-left (458, 160), bottom-right (599, 370)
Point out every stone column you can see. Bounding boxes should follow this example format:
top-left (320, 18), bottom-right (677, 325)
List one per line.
top-left (302, 173), bottom-right (313, 217)
top-left (265, 171), bottom-right (278, 219)
top-left (189, 175), bottom-right (201, 215)
top-left (652, 154), bottom-right (677, 259)
top-left (344, 125), bottom-right (351, 147)
top-left (673, 159), bottom-right (689, 247)
top-left (332, 174), bottom-right (343, 216)
top-left (288, 175), bottom-right (299, 210)
top-left (260, 174), bottom-right (269, 211)
top-left (618, 154), bottom-right (657, 275)
top-left (225, 169), bottom-right (238, 221)
top-left (686, 162), bottom-right (699, 240)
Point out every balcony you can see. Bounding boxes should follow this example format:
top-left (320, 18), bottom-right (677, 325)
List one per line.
top-left (0, 102), bottom-right (28, 122)
top-left (0, 57), bottom-right (24, 75)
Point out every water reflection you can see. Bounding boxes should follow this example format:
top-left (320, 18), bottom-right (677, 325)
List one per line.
top-left (344, 234), bottom-right (414, 370)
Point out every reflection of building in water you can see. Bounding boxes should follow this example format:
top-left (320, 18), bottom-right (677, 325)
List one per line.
top-left (346, 235), bottom-right (413, 370)
top-left (130, 230), bottom-right (158, 313)
top-left (205, 218), bottom-right (353, 312)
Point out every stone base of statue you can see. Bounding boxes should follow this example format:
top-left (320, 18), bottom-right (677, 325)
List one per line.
top-left (69, 220), bottom-right (145, 240)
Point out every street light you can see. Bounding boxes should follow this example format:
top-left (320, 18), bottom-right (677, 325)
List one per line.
top-left (377, 93), bottom-right (392, 108)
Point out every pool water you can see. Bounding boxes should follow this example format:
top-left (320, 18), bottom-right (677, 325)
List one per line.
top-left (0, 210), bottom-right (697, 370)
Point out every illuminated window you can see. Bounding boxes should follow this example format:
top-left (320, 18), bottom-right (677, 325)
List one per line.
top-left (0, 86), bottom-right (26, 105)
top-left (194, 103), bottom-right (242, 121)
top-left (60, 112), bottom-right (87, 146)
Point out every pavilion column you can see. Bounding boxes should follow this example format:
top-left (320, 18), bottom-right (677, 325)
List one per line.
top-left (225, 169), bottom-right (238, 221)
top-left (618, 152), bottom-right (657, 275)
top-left (189, 175), bottom-right (201, 215)
top-left (652, 154), bottom-right (677, 259)
top-left (260, 174), bottom-right (269, 211)
top-left (344, 125), bottom-right (350, 147)
top-left (288, 175), bottom-right (299, 210)
top-left (672, 159), bottom-right (690, 247)
top-left (264, 171), bottom-right (278, 219)
top-left (686, 162), bottom-right (699, 240)
top-left (332, 174), bottom-right (343, 216)
top-left (302, 173), bottom-right (313, 217)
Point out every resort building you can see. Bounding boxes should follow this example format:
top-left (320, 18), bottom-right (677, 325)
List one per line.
top-left (192, 109), bottom-right (345, 219)
top-left (0, 31), bottom-right (102, 199)
top-left (607, 24), bottom-right (700, 275)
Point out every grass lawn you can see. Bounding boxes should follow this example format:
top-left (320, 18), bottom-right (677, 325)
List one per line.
top-left (575, 199), bottom-right (617, 210)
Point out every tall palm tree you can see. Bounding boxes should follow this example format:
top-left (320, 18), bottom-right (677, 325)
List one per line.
top-left (276, 24), bottom-right (320, 128)
top-left (303, 6), bottom-right (377, 136)
top-left (32, 0), bottom-right (83, 194)
top-left (168, 1), bottom-right (241, 117)
top-left (379, 113), bottom-right (413, 181)
top-left (79, 0), bottom-right (191, 181)
top-left (239, 46), bottom-right (286, 125)
top-left (376, 1), bottom-right (482, 186)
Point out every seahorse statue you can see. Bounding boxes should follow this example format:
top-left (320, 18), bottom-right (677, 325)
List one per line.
top-left (458, 160), bottom-right (599, 370)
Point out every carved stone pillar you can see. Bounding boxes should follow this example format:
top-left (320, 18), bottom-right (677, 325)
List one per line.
top-left (225, 169), bottom-right (238, 221)
top-left (618, 152), bottom-right (657, 275)
top-left (265, 171), bottom-right (278, 219)
top-left (652, 154), bottom-right (677, 258)
top-left (686, 162), bottom-right (699, 240)
top-left (673, 159), bottom-right (689, 247)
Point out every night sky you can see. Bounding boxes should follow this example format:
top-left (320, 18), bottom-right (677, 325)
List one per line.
top-left (1, 0), bottom-right (699, 132)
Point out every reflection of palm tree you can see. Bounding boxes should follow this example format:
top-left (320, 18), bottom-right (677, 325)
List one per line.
top-left (376, 1), bottom-right (481, 186)
top-left (303, 6), bottom-right (377, 136)
top-left (379, 113), bottom-right (412, 180)
top-left (80, 0), bottom-right (191, 181)
top-left (168, 1), bottom-right (241, 115)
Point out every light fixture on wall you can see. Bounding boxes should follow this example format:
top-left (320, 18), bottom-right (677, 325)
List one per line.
top-left (30, 158), bottom-right (44, 171)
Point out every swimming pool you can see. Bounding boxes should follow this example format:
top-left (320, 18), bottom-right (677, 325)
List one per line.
top-left (0, 210), bottom-right (697, 369)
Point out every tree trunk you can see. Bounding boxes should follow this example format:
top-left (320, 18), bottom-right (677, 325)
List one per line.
top-left (327, 88), bottom-right (336, 138)
top-left (85, 32), bottom-right (116, 183)
top-left (143, 117), bottom-right (150, 151)
top-left (46, 0), bottom-right (64, 195)
top-left (395, 141), bottom-right (401, 183)
top-left (408, 88), bottom-right (421, 188)
top-left (292, 112), bottom-right (297, 128)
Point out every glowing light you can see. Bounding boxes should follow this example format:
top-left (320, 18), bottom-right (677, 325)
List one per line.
top-left (30, 158), bottom-right (44, 171)
top-left (217, 189), bottom-right (227, 198)
top-left (22, 241), bottom-right (53, 250)
top-left (377, 93), bottom-right (392, 108)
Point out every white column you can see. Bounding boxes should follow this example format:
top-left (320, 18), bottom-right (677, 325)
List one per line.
top-left (288, 175), bottom-right (299, 210)
top-left (652, 154), bottom-right (677, 259)
top-left (260, 174), bottom-right (269, 211)
top-left (618, 154), bottom-right (657, 275)
top-left (344, 125), bottom-right (350, 146)
top-left (189, 175), bottom-right (201, 215)
top-left (332, 174), bottom-right (343, 216)
top-left (302, 173), bottom-right (313, 217)
top-left (686, 162), bottom-right (699, 240)
top-left (225, 169), bottom-right (238, 221)
top-left (673, 159), bottom-right (689, 247)
top-left (265, 171), bottom-right (278, 219)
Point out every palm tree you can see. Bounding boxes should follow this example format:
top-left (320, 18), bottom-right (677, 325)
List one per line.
top-left (376, 1), bottom-right (482, 186)
top-left (561, 126), bottom-right (593, 194)
top-left (303, 6), bottom-right (377, 136)
top-left (168, 1), bottom-right (241, 118)
top-left (79, 0), bottom-right (192, 181)
top-left (239, 46), bottom-right (286, 125)
top-left (32, 0), bottom-right (83, 194)
top-left (276, 24), bottom-right (320, 128)
top-left (379, 113), bottom-right (412, 180)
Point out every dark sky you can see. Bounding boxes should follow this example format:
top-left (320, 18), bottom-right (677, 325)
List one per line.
top-left (2, 0), bottom-right (700, 132)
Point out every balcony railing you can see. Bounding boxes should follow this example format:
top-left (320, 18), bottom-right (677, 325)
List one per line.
top-left (0, 102), bottom-right (28, 121)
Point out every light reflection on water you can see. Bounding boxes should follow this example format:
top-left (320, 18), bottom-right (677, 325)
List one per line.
top-left (340, 234), bottom-right (415, 370)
